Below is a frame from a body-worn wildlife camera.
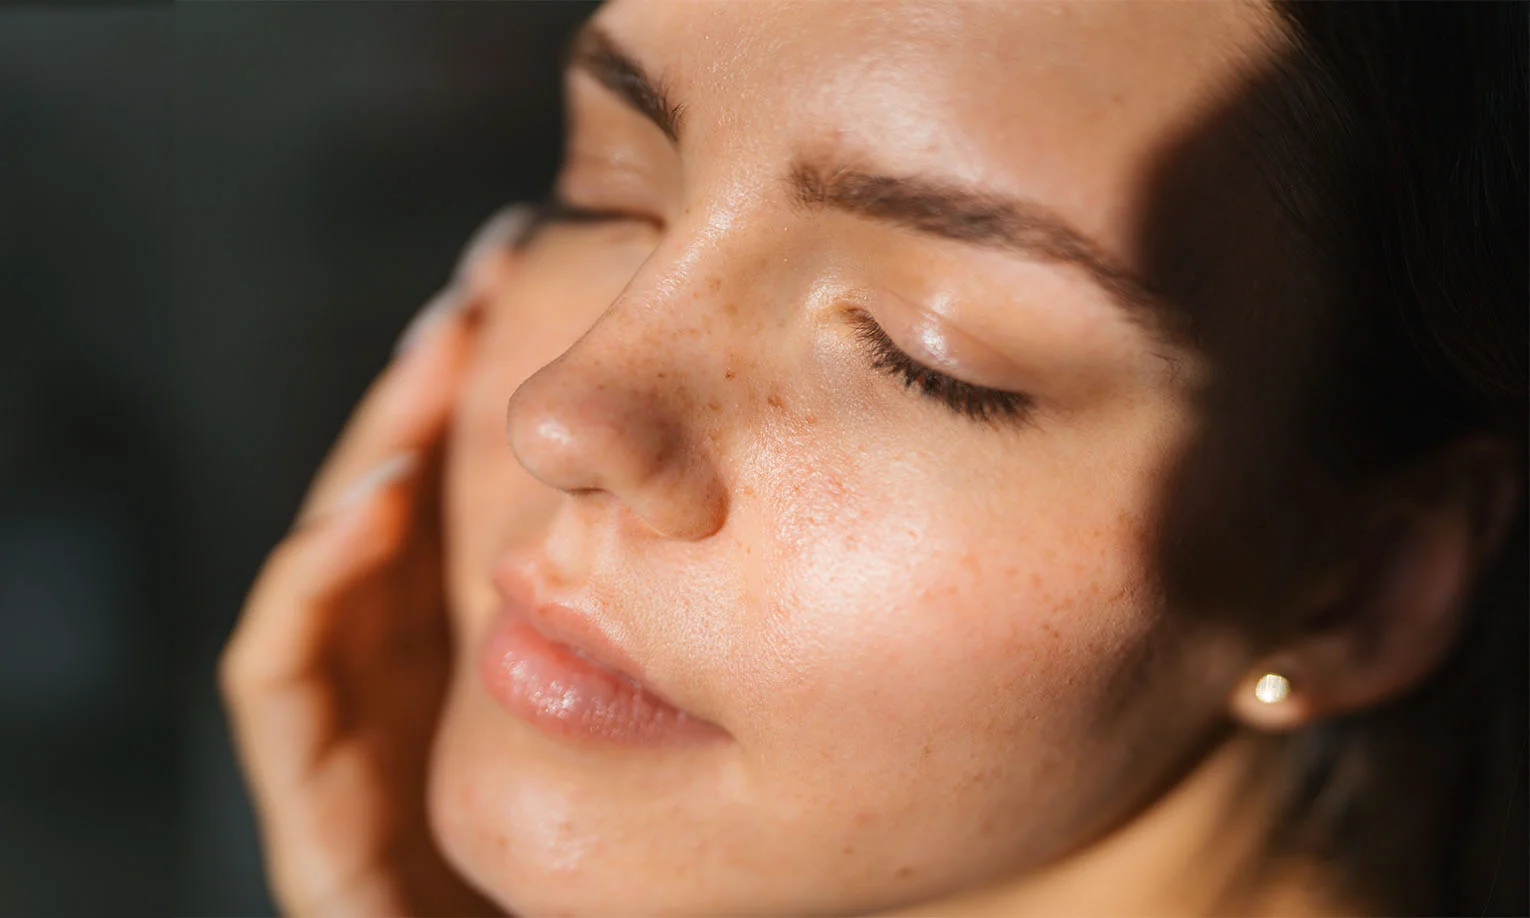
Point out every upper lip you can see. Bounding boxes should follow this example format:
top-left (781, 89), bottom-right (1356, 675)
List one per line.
top-left (492, 558), bottom-right (661, 696)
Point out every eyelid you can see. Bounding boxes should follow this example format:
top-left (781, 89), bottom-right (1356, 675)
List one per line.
top-left (848, 309), bottom-right (1034, 427)
top-left (871, 293), bottom-right (1032, 392)
top-left (539, 195), bottom-right (648, 224)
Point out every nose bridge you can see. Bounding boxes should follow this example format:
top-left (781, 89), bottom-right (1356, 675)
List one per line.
top-left (505, 226), bottom-right (754, 540)
top-left (618, 210), bottom-right (763, 380)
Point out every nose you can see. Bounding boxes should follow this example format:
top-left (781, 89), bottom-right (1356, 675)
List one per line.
top-left (505, 319), bottom-right (730, 541)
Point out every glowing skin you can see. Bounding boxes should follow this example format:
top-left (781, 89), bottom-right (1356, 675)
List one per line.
top-left (429, 2), bottom-right (1293, 915)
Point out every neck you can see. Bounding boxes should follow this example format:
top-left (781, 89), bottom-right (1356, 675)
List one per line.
top-left (884, 732), bottom-right (1366, 918)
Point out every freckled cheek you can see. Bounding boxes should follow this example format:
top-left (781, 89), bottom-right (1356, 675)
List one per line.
top-left (725, 477), bottom-right (1153, 757)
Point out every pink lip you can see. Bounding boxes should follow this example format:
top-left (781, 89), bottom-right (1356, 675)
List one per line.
top-left (477, 566), bottom-right (724, 746)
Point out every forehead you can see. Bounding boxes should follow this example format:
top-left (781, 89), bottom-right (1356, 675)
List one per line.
top-left (590, 0), bottom-right (1283, 262)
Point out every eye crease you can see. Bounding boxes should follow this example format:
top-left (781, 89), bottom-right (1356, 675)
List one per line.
top-left (847, 309), bottom-right (1034, 427)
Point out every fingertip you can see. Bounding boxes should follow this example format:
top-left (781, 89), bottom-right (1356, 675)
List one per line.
top-left (333, 451), bottom-right (420, 514)
top-left (453, 203), bottom-right (536, 285)
top-left (393, 288), bottom-right (464, 359)
top-left (295, 450), bottom-right (420, 534)
top-left (394, 203), bottom-right (533, 358)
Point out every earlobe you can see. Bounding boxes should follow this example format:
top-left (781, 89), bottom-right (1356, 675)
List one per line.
top-left (1230, 666), bottom-right (1309, 731)
top-left (1229, 451), bottom-right (1508, 734)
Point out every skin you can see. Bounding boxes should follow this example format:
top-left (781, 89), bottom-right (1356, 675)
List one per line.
top-left (434, 2), bottom-right (1278, 914)
top-left (223, 2), bottom-right (1515, 916)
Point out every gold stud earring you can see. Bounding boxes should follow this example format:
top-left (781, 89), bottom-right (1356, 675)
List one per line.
top-left (1254, 673), bottom-right (1291, 704)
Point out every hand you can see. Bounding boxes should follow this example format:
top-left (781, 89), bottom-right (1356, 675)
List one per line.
top-left (221, 209), bottom-right (529, 917)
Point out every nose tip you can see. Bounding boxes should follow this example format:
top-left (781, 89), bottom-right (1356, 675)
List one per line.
top-left (505, 364), bottom-right (729, 541)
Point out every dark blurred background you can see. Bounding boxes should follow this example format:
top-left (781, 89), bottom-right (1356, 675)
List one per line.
top-left (0, 3), bottom-right (593, 913)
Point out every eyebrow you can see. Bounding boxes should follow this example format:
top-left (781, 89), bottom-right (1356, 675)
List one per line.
top-left (564, 23), bottom-right (1165, 333)
top-left (565, 23), bottom-right (683, 144)
top-left (790, 160), bottom-right (1163, 326)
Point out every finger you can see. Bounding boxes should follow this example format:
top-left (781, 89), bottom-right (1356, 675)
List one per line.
top-left (221, 456), bottom-right (420, 791)
top-left (451, 203), bottom-right (537, 300)
top-left (224, 451), bottom-right (420, 699)
top-left (300, 203), bottom-right (534, 523)
top-left (296, 304), bottom-right (472, 526)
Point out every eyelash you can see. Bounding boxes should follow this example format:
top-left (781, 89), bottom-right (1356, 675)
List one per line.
top-left (847, 310), bottom-right (1034, 426)
top-left (530, 195), bottom-right (654, 235)
top-left (532, 197), bottom-right (1032, 428)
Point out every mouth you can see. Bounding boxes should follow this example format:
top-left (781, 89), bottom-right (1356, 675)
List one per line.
top-left (477, 566), bottom-right (725, 746)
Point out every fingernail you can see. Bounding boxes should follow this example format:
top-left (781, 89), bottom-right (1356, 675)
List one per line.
top-left (392, 204), bottom-right (535, 358)
top-left (452, 203), bottom-right (536, 284)
top-left (333, 452), bottom-right (419, 514)
top-left (392, 287), bottom-right (462, 358)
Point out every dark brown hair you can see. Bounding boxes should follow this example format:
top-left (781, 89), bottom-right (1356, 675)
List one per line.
top-left (1135, 2), bottom-right (1525, 913)
top-left (1271, 5), bottom-right (1526, 914)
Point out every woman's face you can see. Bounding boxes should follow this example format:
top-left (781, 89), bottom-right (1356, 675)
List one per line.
top-left (432, 2), bottom-right (1283, 914)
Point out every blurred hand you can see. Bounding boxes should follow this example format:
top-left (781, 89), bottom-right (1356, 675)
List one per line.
top-left (221, 209), bottom-right (529, 917)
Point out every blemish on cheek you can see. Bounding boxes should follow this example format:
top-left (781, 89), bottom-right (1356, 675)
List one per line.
top-left (766, 394), bottom-right (785, 409)
top-left (724, 369), bottom-right (736, 380)
top-left (707, 400), bottom-right (722, 412)
top-left (895, 866), bottom-right (915, 880)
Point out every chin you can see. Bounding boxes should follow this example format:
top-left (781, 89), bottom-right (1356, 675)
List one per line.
top-left (427, 665), bottom-right (747, 917)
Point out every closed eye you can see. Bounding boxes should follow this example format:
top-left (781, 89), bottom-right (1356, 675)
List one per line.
top-left (847, 309), bottom-right (1034, 427)
top-left (531, 194), bottom-right (655, 230)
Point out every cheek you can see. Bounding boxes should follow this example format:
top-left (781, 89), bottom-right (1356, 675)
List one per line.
top-left (714, 425), bottom-right (1169, 859)
top-left (733, 441), bottom-right (1156, 741)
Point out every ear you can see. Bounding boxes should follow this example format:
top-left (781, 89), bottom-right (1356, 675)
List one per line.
top-left (1230, 439), bottom-right (1521, 732)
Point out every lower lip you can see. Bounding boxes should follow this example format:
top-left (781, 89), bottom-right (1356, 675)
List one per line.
top-left (477, 610), bottom-right (722, 747)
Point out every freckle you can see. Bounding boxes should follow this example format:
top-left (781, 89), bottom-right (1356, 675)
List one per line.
top-left (657, 371), bottom-right (667, 379)
top-left (842, 845), bottom-right (856, 856)
top-left (805, 413), bottom-right (819, 425)
top-left (895, 866), bottom-right (915, 879)
top-left (708, 400), bottom-right (721, 411)
top-left (921, 742), bottom-right (932, 758)
top-left (767, 394), bottom-right (784, 408)
top-left (724, 369), bottom-right (736, 380)
top-left (708, 276), bottom-right (721, 293)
